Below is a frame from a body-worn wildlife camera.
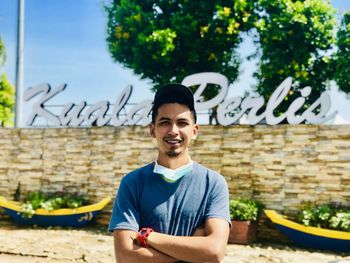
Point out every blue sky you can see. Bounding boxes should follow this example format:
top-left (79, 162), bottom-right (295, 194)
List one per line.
top-left (0, 0), bottom-right (349, 126)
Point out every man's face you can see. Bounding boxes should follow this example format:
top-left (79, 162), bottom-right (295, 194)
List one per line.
top-left (150, 103), bottom-right (199, 159)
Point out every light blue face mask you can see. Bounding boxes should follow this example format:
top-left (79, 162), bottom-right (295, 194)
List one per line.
top-left (153, 161), bottom-right (193, 183)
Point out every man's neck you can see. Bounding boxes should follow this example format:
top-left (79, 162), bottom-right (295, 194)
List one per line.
top-left (157, 153), bottom-right (192, 170)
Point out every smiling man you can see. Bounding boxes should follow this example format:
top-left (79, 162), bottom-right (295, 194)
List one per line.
top-left (109, 84), bottom-right (231, 262)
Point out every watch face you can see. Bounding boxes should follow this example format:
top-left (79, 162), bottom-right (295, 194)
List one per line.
top-left (140, 230), bottom-right (147, 235)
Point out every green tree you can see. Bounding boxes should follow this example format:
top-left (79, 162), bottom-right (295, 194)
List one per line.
top-left (0, 37), bottom-right (6, 67)
top-left (106, 0), bottom-right (255, 97)
top-left (0, 74), bottom-right (15, 127)
top-left (334, 12), bottom-right (350, 95)
top-left (0, 38), bottom-right (15, 127)
top-left (106, 0), bottom-right (341, 123)
top-left (253, 0), bottom-right (337, 109)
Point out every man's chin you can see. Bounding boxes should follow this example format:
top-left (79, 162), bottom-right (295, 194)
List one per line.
top-left (166, 150), bottom-right (181, 158)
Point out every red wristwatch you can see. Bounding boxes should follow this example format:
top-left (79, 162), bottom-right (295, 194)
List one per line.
top-left (137, 228), bottom-right (154, 248)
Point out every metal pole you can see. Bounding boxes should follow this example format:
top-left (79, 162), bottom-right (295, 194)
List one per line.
top-left (15, 0), bottom-right (24, 127)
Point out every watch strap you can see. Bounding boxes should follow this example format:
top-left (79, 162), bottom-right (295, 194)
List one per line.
top-left (137, 228), bottom-right (153, 248)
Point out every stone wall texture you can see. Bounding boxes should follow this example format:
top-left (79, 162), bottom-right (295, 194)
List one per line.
top-left (0, 125), bottom-right (349, 241)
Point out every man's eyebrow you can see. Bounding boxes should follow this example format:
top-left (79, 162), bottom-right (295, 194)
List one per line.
top-left (158, 117), bottom-right (171, 121)
top-left (177, 118), bottom-right (190, 122)
top-left (158, 117), bottom-right (190, 122)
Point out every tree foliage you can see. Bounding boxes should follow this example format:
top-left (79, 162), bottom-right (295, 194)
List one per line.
top-left (0, 74), bottom-right (15, 127)
top-left (106, 0), bottom-right (255, 98)
top-left (0, 37), bottom-right (6, 68)
top-left (334, 12), bottom-right (350, 95)
top-left (106, 0), bottom-right (344, 107)
top-left (253, 0), bottom-right (337, 105)
top-left (0, 38), bottom-right (15, 127)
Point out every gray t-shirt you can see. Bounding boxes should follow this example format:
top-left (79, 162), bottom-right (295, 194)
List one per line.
top-left (108, 161), bottom-right (230, 236)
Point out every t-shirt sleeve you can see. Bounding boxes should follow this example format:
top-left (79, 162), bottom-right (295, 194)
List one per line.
top-left (108, 175), bottom-right (140, 232)
top-left (204, 174), bottom-right (231, 226)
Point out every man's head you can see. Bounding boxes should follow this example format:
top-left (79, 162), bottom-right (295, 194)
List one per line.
top-left (151, 84), bottom-right (197, 124)
top-left (150, 84), bottom-right (198, 160)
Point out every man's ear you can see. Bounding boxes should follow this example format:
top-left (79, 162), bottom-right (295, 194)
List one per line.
top-left (149, 123), bottom-right (156, 138)
top-left (192, 124), bottom-right (199, 140)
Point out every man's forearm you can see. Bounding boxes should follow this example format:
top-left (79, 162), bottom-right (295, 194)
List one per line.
top-left (146, 232), bottom-right (225, 263)
top-left (113, 230), bottom-right (178, 263)
top-left (116, 242), bottom-right (177, 263)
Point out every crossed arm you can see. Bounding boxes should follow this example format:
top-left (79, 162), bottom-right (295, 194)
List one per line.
top-left (113, 218), bottom-right (229, 263)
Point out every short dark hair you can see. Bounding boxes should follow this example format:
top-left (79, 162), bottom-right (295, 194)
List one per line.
top-left (151, 83), bottom-right (197, 124)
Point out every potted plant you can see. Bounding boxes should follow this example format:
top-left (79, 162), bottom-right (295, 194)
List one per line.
top-left (0, 191), bottom-right (110, 227)
top-left (228, 198), bottom-right (263, 244)
top-left (264, 202), bottom-right (350, 252)
top-left (297, 202), bottom-right (350, 231)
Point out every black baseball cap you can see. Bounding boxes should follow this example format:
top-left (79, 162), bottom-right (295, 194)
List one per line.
top-left (151, 83), bottom-right (197, 123)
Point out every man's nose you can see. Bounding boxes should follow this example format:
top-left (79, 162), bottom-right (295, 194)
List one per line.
top-left (168, 124), bottom-right (179, 135)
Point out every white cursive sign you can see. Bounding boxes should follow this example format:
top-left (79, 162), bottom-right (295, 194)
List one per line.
top-left (24, 72), bottom-right (336, 127)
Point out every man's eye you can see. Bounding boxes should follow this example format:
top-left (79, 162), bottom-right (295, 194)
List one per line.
top-left (159, 121), bottom-right (170, 125)
top-left (178, 121), bottom-right (189, 126)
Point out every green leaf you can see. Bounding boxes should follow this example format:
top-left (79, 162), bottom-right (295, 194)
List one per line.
top-left (229, 198), bottom-right (263, 221)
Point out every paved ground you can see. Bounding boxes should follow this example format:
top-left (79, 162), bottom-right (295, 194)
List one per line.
top-left (0, 222), bottom-right (349, 263)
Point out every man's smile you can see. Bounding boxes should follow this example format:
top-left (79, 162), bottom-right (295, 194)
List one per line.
top-left (164, 138), bottom-right (182, 146)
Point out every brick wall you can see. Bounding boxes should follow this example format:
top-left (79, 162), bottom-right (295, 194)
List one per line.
top-left (0, 125), bottom-right (349, 241)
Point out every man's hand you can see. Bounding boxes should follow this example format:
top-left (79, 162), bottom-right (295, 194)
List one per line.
top-left (146, 218), bottom-right (229, 262)
top-left (192, 224), bottom-right (206, 237)
top-left (114, 218), bottom-right (229, 263)
top-left (113, 230), bottom-right (177, 263)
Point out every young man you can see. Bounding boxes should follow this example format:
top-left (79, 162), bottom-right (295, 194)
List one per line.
top-left (109, 84), bottom-right (230, 262)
